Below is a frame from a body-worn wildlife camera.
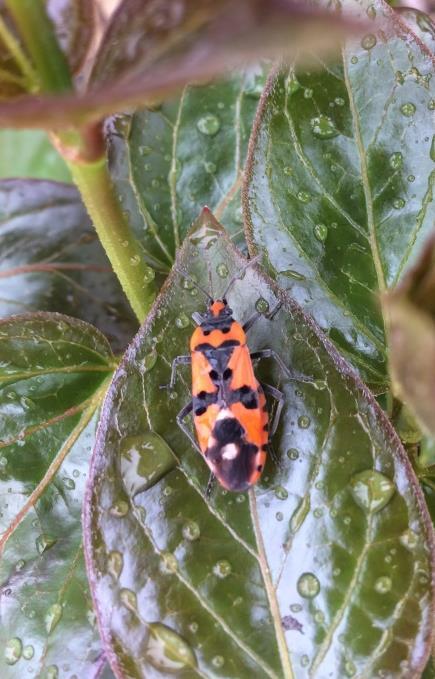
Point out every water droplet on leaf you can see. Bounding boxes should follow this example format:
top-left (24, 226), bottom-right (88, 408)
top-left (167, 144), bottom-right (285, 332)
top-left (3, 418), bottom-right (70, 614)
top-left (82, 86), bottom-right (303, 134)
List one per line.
top-left (108, 551), bottom-right (123, 581)
top-left (344, 660), bottom-right (357, 676)
top-left (36, 534), bottom-right (57, 555)
top-left (22, 645), bottom-right (34, 660)
top-left (213, 560), bottom-right (232, 578)
top-left (142, 349), bottom-right (157, 373)
top-left (374, 576), bottom-right (392, 593)
top-left (109, 499), bottom-right (129, 517)
top-left (297, 191), bottom-right (311, 203)
top-left (182, 520), bottom-right (200, 541)
top-left (400, 529), bottom-right (419, 550)
top-left (175, 313), bottom-right (189, 329)
top-left (290, 495), bottom-right (310, 533)
top-left (393, 198), bottom-right (405, 209)
top-left (120, 588), bottom-right (137, 611)
top-left (275, 485), bottom-right (288, 500)
top-left (287, 448), bottom-right (299, 460)
top-left (389, 152), bottom-right (403, 169)
top-left (143, 265), bottom-right (156, 284)
top-left (310, 115), bottom-right (339, 139)
top-left (5, 638), bottom-right (22, 665)
top-left (145, 623), bottom-right (197, 673)
top-left (297, 572), bottom-right (320, 598)
top-left (400, 102), bottom-right (416, 117)
top-left (216, 263), bottom-right (229, 278)
top-left (350, 470), bottom-right (395, 513)
top-left (160, 552), bottom-right (178, 574)
top-left (197, 114), bottom-right (221, 136)
top-left (314, 224), bottom-right (328, 241)
top-left (361, 33), bottom-right (377, 49)
top-left (45, 603), bottom-right (62, 634)
top-left (255, 297), bottom-right (269, 314)
top-left (121, 432), bottom-right (177, 497)
top-left (212, 655), bottom-right (225, 668)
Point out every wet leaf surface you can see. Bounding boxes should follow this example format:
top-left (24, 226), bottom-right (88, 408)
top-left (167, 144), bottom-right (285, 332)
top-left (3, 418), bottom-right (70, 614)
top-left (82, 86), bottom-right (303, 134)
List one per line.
top-left (0, 0), bottom-right (365, 128)
top-left (396, 7), bottom-right (435, 54)
top-left (0, 312), bottom-right (115, 677)
top-left (85, 210), bottom-right (434, 679)
top-left (0, 179), bottom-right (137, 351)
top-left (243, 0), bottom-right (435, 387)
top-left (0, 412), bottom-right (107, 679)
top-left (0, 130), bottom-right (71, 181)
top-left (109, 67), bottom-right (267, 268)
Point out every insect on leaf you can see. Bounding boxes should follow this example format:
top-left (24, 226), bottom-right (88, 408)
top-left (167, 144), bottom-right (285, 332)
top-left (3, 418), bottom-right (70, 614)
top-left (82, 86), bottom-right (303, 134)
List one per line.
top-left (84, 209), bottom-right (434, 679)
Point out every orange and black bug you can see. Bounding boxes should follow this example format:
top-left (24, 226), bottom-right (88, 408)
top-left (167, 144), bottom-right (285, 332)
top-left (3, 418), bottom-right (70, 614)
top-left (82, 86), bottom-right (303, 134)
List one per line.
top-left (164, 261), bottom-right (293, 493)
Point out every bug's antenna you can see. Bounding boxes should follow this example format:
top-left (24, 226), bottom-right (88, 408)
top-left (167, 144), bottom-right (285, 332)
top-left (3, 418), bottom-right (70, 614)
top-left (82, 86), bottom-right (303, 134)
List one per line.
top-left (175, 266), bottom-right (213, 303)
top-left (222, 254), bottom-right (262, 299)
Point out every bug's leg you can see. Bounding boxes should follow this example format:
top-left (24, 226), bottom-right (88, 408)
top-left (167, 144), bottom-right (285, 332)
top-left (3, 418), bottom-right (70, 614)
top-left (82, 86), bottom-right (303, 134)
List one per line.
top-left (206, 473), bottom-right (216, 499)
top-left (250, 348), bottom-right (309, 382)
top-left (160, 355), bottom-right (191, 390)
top-left (262, 383), bottom-right (285, 436)
top-left (176, 401), bottom-right (202, 453)
top-left (243, 301), bottom-right (282, 332)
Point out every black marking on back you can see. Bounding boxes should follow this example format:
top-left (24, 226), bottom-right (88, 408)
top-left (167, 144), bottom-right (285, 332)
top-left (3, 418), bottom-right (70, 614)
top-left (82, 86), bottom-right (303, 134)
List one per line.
top-left (206, 416), bottom-right (260, 492)
top-left (229, 385), bottom-right (258, 410)
top-left (213, 417), bottom-right (244, 444)
top-left (193, 390), bottom-right (218, 416)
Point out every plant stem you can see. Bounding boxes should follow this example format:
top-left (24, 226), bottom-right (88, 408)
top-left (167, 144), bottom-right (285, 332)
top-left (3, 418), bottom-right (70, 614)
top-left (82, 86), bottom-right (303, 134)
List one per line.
top-left (0, 13), bottom-right (39, 90)
top-left (68, 154), bottom-right (156, 323)
top-left (5, 0), bottom-right (71, 93)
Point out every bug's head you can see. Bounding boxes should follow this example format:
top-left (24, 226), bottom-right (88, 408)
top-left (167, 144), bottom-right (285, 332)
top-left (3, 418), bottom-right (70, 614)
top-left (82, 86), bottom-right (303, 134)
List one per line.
top-left (209, 299), bottom-right (232, 318)
top-left (192, 298), bottom-right (234, 327)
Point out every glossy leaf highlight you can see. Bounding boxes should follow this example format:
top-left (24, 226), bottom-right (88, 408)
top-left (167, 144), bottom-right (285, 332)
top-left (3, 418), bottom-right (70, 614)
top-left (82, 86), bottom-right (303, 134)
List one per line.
top-left (244, 0), bottom-right (435, 387)
top-left (108, 68), bottom-right (267, 267)
top-left (0, 179), bottom-right (137, 350)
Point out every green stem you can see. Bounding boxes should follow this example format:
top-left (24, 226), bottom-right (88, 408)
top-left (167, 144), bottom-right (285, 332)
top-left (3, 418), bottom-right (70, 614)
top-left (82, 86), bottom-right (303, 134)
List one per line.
top-left (5, 0), bottom-right (71, 93)
top-left (68, 155), bottom-right (156, 323)
top-left (0, 13), bottom-right (39, 90)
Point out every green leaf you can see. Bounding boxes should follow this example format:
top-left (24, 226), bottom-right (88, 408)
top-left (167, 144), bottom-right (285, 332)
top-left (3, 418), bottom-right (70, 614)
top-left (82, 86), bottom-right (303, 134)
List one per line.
top-left (423, 653), bottom-right (435, 679)
top-left (84, 210), bottom-right (434, 678)
top-left (0, 179), bottom-right (137, 351)
top-left (0, 312), bottom-right (114, 677)
top-left (0, 1), bottom-right (365, 128)
top-left (0, 411), bottom-right (108, 678)
top-left (243, 0), bottom-right (435, 387)
top-left (0, 130), bottom-right (71, 181)
top-left (109, 67), bottom-right (267, 267)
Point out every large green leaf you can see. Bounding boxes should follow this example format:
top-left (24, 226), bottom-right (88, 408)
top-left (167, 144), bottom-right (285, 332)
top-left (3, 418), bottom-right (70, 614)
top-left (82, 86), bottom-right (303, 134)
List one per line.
top-left (243, 0), bottom-right (435, 387)
top-left (0, 412), bottom-right (108, 678)
top-left (0, 179), bottom-right (137, 350)
top-left (84, 210), bottom-right (434, 678)
top-left (0, 130), bottom-right (71, 181)
top-left (0, 313), bottom-right (115, 677)
top-left (109, 67), bottom-right (267, 267)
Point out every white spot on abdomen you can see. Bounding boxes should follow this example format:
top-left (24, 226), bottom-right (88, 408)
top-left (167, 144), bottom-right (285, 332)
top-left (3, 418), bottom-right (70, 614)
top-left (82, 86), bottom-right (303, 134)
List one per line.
top-left (221, 443), bottom-right (239, 460)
